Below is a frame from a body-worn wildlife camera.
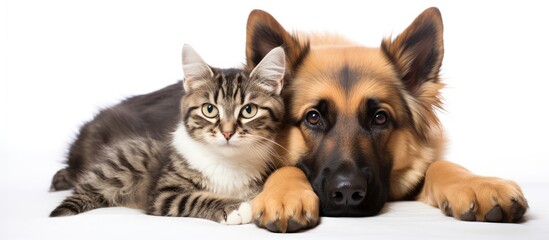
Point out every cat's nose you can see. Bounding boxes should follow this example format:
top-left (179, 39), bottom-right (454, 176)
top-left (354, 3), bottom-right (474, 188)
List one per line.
top-left (222, 131), bottom-right (235, 140)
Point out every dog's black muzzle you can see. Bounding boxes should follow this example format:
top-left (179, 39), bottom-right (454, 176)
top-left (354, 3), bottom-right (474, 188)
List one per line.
top-left (300, 159), bottom-right (388, 217)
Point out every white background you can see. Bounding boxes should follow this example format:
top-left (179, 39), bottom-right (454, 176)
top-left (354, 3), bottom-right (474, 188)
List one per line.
top-left (2, 0), bottom-right (548, 239)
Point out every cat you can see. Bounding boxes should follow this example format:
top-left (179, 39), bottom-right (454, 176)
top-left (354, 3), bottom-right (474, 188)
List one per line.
top-left (49, 44), bottom-right (286, 224)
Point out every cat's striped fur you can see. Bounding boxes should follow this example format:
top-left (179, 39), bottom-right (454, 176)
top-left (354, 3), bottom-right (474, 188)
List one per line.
top-left (50, 45), bottom-right (286, 224)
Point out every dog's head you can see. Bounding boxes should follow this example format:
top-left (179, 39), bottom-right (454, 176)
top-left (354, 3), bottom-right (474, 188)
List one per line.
top-left (246, 8), bottom-right (444, 217)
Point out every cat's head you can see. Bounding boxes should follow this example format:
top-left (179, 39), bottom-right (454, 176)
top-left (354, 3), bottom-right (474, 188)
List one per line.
top-left (180, 44), bottom-right (285, 151)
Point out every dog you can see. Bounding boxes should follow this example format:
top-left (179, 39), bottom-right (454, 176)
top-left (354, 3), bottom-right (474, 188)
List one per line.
top-left (246, 7), bottom-right (528, 233)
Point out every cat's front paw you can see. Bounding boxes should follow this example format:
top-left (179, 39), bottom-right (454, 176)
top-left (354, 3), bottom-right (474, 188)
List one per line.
top-left (220, 202), bottom-right (252, 225)
top-left (437, 176), bottom-right (528, 222)
top-left (252, 167), bottom-right (319, 233)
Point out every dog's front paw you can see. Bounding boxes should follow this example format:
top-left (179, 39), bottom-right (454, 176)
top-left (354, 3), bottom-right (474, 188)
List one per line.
top-left (438, 176), bottom-right (528, 222)
top-left (253, 186), bottom-right (319, 232)
top-left (252, 167), bottom-right (319, 233)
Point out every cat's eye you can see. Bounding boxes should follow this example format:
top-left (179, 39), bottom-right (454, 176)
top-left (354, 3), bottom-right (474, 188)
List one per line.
top-left (201, 103), bottom-right (219, 118)
top-left (241, 104), bottom-right (258, 119)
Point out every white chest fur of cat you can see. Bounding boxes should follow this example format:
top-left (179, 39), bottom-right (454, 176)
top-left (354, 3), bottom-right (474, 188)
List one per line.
top-left (172, 123), bottom-right (267, 200)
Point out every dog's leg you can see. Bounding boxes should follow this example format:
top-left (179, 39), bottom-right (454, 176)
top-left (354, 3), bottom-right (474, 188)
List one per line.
top-left (252, 166), bottom-right (319, 233)
top-left (419, 160), bottom-right (528, 222)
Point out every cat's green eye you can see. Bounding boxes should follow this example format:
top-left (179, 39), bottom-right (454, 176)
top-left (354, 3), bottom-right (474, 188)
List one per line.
top-left (241, 104), bottom-right (258, 119)
top-left (201, 103), bottom-right (219, 118)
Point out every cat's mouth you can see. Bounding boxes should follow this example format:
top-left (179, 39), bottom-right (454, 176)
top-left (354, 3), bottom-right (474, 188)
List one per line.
top-left (221, 142), bottom-right (236, 146)
top-left (215, 139), bottom-right (241, 147)
top-left (206, 133), bottom-right (250, 148)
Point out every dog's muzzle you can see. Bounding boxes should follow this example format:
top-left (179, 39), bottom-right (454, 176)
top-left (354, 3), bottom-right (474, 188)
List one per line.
top-left (312, 161), bottom-right (386, 217)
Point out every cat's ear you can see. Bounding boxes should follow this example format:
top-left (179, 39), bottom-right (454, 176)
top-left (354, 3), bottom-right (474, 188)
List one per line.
top-left (250, 46), bottom-right (286, 95)
top-left (182, 44), bottom-right (214, 92)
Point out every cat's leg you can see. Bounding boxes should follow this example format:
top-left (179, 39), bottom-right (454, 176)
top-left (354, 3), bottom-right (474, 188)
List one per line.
top-left (50, 121), bottom-right (99, 192)
top-left (50, 138), bottom-right (160, 216)
top-left (50, 163), bottom-right (148, 217)
top-left (50, 168), bottom-right (73, 191)
top-left (49, 162), bottom-right (124, 217)
top-left (50, 184), bottom-right (107, 217)
top-left (147, 190), bottom-right (251, 225)
top-left (221, 201), bottom-right (253, 225)
top-left (147, 166), bottom-right (250, 224)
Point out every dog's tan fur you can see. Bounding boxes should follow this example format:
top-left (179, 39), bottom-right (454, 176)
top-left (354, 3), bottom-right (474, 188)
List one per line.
top-left (247, 7), bottom-right (527, 233)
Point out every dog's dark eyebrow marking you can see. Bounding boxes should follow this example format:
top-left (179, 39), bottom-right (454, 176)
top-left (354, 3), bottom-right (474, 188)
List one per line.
top-left (366, 98), bottom-right (381, 113)
top-left (317, 99), bottom-right (329, 116)
top-left (318, 99), bottom-right (337, 131)
top-left (338, 65), bottom-right (360, 92)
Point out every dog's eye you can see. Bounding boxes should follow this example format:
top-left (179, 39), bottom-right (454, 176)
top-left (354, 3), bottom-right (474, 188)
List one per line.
top-left (373, 111), bottom-right (388, 126)
top-left (305, 110), bottom-right (322, 126)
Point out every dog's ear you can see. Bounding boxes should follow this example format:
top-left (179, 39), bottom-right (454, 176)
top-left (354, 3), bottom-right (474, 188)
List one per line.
top-left (246, 9), bottom-right (309, 73)
top-left (381, 7), bottom-right (444, 95)
top-left (382, 7), bottom-right (444, 141)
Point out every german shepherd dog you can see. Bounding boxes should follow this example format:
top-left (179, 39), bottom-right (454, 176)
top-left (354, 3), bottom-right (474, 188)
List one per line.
top-left (246, 7), bottom-right (528, 232)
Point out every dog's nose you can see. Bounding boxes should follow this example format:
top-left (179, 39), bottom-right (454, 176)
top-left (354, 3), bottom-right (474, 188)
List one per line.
top-left (328, 173), bottom-right (367, 207)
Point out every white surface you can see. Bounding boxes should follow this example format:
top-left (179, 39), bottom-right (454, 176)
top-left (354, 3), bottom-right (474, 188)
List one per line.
top-left (3, 182), bottom-right (548, 240)
top-left (2, 0), bottom-right (549, 239)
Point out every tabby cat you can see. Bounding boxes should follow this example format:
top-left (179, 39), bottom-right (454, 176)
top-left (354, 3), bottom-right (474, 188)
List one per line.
top-left (49, 45), bottom-right (286, 224)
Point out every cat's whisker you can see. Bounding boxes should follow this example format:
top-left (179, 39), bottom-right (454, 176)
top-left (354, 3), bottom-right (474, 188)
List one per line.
top-left (247, 144), bottom-right (272, 169)
top-left (246, 134), bottom-right (288, 153)
top-left (247, 142), bottom-right (279, 171)
top-left (248, 138), bottom-right (288, 169)
top-left (255, 144), bottom-right (288, 168)
top-left (246, 135), bottom-right (296, 167)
